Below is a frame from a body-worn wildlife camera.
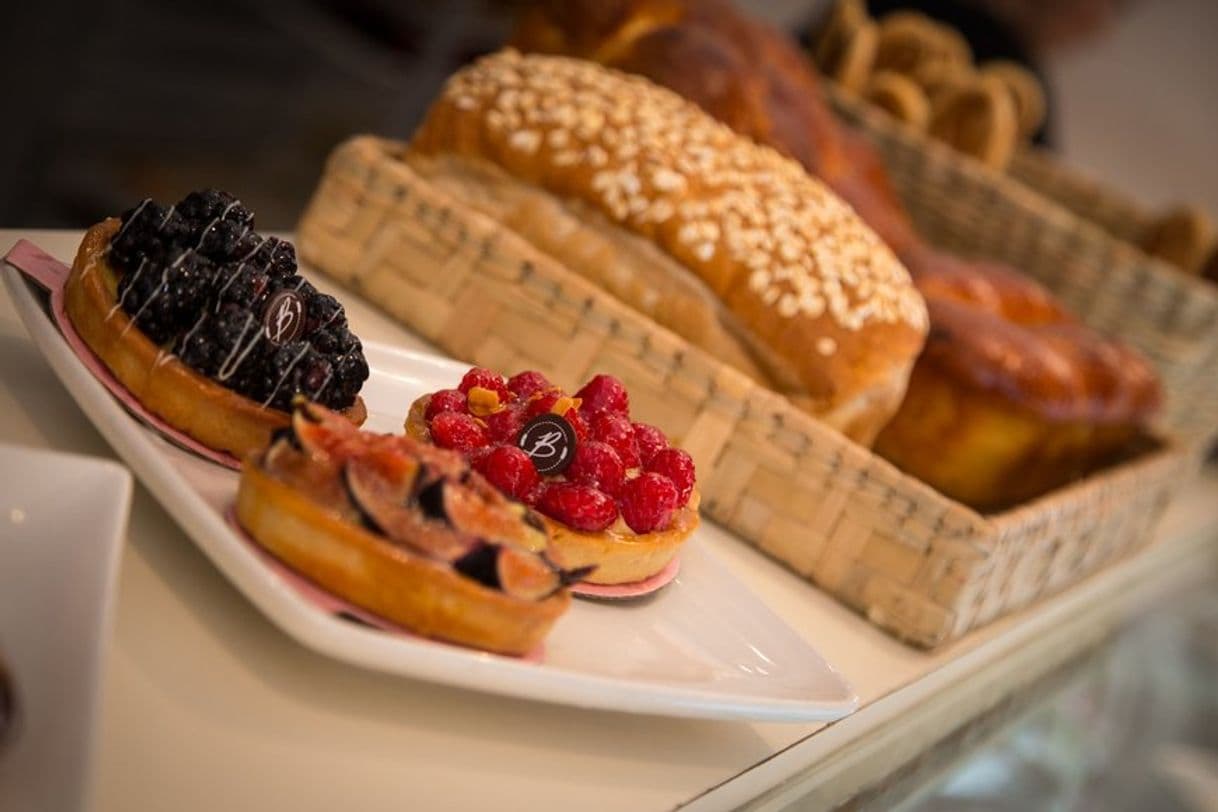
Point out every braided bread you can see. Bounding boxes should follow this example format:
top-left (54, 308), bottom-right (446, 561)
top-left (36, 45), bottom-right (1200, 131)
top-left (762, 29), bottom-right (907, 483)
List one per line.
top-left (511, 0), bottom-right (1162, 509)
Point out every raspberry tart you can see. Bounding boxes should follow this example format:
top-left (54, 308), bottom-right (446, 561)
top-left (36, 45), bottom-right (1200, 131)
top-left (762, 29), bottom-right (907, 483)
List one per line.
top-left (236, 400), bottom-right (583, 656)
top-left (65, 189), bottom-right (368, 461)
top-left (405, 368), bottom-right (700, 589)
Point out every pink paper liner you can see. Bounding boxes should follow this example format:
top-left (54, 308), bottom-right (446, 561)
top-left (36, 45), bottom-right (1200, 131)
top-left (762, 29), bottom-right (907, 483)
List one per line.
top-left (5, 239), bottom-right (241, 469)
top-left (571, 554), bottom-right (681, 600)
top-left (225, 510), bottom-right (544, 662)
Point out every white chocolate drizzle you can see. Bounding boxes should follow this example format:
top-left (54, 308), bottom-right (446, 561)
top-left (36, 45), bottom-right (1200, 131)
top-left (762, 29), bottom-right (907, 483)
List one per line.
top-left (216, 311), bottom-right (261, 382)
top-left (261, 342), bottom-right (311, 408)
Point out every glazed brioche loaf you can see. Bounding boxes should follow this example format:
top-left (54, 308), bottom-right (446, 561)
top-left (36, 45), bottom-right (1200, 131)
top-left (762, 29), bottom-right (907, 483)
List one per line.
top-left (408, 49), bottom-right (928, 444)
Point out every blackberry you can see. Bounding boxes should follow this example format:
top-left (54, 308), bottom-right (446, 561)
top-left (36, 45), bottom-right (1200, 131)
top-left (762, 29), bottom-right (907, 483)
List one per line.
top-left (158, 208), bottom-right (195, 247)
top-left (306, 292), bottom-right (344, 333)
top-left (172, 190), bottom-right (254, 263)
top-left (176, 189), bottom-right (254, 233)
top-left (310, 324), bottom-right (361, 357)
top-left (299, 355), bottom-right (334, 396)
top-left (322, 350), bottom-right (370, 409)
top-left (116, 250), bottom-right (215, 345)
top-left (335, 351), bottom-right (369, 387)
top-left (251, 236), bottom-right (297, 278)
top-left (259, 340), bottom-right (313, 411)
top-left (208, 303), bottom-right (265, 384)
top-left (211, 261), bottom-right (272, 311)
top-left (310, 327), bottom-right (341, 354)
top-left (109, 199), bottom-right (168, 272)
top-left (195, 217), bottom-right (251, 262)
top-left (177, 320), bottom-right (224, 376)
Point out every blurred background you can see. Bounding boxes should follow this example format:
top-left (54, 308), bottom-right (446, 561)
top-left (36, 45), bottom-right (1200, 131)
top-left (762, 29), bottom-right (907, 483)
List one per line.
top-left (1, 0), bottom-right (1216, 230)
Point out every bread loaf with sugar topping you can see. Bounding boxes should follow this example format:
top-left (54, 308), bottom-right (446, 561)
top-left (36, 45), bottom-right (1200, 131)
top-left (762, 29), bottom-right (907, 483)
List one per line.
top-left (408, 49), bottom-right (928, 444)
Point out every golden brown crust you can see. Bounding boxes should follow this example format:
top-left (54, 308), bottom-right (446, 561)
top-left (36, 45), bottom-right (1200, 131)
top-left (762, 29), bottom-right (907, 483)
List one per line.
top-left (66, 219), bottom-right (366, 460)
top-left (540, 493), bottom-right (699, 584)
top-left (906, 248), bottom-right (1162, 424)
top-left (236, 463), bottom-right (569, 655)
top-left (405, 393), bottom-right (699, 584)
top-left (874, 362), bottom-right (1140, 511)
top-left (409, 49), bottom-right (927, 442)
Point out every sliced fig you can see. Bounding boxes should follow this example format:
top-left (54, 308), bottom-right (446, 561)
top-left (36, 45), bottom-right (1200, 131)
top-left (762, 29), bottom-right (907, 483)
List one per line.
top-left (438, 480), bottom-right (545, 551)
top-left (453, 543), bottom-right (501, 589)
top-left (496, 546), bottom-right (561, 601)
top-left (497, 548), bottom-right (595, 600)
top-left (558, 564), bottom-right (597, 587)
top-left (293, 400), bottom-right (361, 461)
top-left (344, 460), bottom-right (475, 562)
top-left (268, 425), bottom-right (301, 451)
top-left (391, 433), bottom-right (468, 480)
top-left (415, 478), bottom-right (449, 523)
top-left (261, 422), bottom-right (349, 510)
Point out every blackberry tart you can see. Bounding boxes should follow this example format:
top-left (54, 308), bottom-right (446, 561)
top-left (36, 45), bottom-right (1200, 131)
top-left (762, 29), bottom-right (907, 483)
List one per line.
top-left (65, 190), bottom-right (368, 459)
top-left (405, 368), bottom-right (700, 587)
top-left (236, 400), bottom-right (579, 655)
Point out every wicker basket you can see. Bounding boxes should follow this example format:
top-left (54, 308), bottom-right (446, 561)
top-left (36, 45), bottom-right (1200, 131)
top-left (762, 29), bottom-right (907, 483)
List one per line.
top-left (296, 136), bottom-right (1191, 648)
top-left (826, 86), bottom-right (1218, 449)
top-left (1007, 148), bottom-right (1153, 247)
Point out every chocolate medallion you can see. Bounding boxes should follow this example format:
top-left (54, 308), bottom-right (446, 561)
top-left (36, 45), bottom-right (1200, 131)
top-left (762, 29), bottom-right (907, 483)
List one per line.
top-left (262, 289), bottom-right (306, 345)
top-left (517, 413), bottom-right (577, 475)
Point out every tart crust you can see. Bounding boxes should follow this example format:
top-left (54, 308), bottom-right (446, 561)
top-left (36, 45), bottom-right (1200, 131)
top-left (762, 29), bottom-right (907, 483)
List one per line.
top-left (406, 394), bottom-right (700, 585)
top-left (236, 462), bottom-right (570, 655)
top-left (65, 219), bottom-right (366, 460)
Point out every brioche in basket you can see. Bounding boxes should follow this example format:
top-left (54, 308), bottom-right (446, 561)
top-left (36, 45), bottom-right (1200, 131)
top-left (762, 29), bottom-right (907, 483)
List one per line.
top-left (405, 48), bottom-right (928, 446)
top-left (511, 0), bottom-right (1163, 509)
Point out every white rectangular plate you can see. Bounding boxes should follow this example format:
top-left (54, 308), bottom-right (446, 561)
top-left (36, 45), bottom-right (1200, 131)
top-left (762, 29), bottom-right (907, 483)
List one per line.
top-left (0, 445), bottom-right (131, 811)
top-left (4, 261), bottom-right (857, 722)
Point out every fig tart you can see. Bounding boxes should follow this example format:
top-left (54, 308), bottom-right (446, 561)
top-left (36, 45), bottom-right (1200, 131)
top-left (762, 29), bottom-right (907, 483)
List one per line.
top-left (236, 400), bottom-right (581, 655)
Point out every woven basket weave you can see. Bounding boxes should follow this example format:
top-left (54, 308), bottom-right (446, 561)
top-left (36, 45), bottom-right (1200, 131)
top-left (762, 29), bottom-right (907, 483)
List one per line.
top-left (296, 136), bottom-right (1190, 648)
top-left (826, 86), bottom-right (1218, 449)
top-left (1008, 148), bottom-right (1153, 247)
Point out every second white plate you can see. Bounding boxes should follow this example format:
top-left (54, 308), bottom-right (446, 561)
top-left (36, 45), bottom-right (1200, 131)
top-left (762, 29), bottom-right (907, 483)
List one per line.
top-left (5, 260), bottom-right (857, 723)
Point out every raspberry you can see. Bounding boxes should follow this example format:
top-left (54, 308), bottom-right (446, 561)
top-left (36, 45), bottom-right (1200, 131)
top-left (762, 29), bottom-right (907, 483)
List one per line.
top-left (485, 406), bottom-right (526, 444)
top-left (565, 407), bottom-right (590, 442)
top-left (430, 412), bottom-right (489, 453)
top-left (537, 483), bottom-right (618, 532)
top-left (620, 472), bottom-right (679, 534)
top-left (646, 448), bottom-right (696, 506)
top-left (425, 389), bottom-right (467, 420)
top-left (467, 445), bottom-right (495, 470)
top-left (523, 390), bottom-right (585, 438)
top-left (458, 367), bottom-right (511, 401)
top-left (591, 412), bottom-right (640, 468)
top-left (632, 422), bottom-right (669, 466)
top-left (508, 370), bottom-right (551, 400)
top-left (565, 441), bottom-right (625, 497)
top-left (474, 445), bottom-right (540, 503)
top-left (524, 390), bottom-right (561, 418)
top-left (575, 374), bottom-right (629, 415)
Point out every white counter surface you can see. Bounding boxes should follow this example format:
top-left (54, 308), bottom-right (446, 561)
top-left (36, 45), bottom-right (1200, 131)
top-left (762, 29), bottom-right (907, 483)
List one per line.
top-left (2, 229), bottom-right (1215, 811)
